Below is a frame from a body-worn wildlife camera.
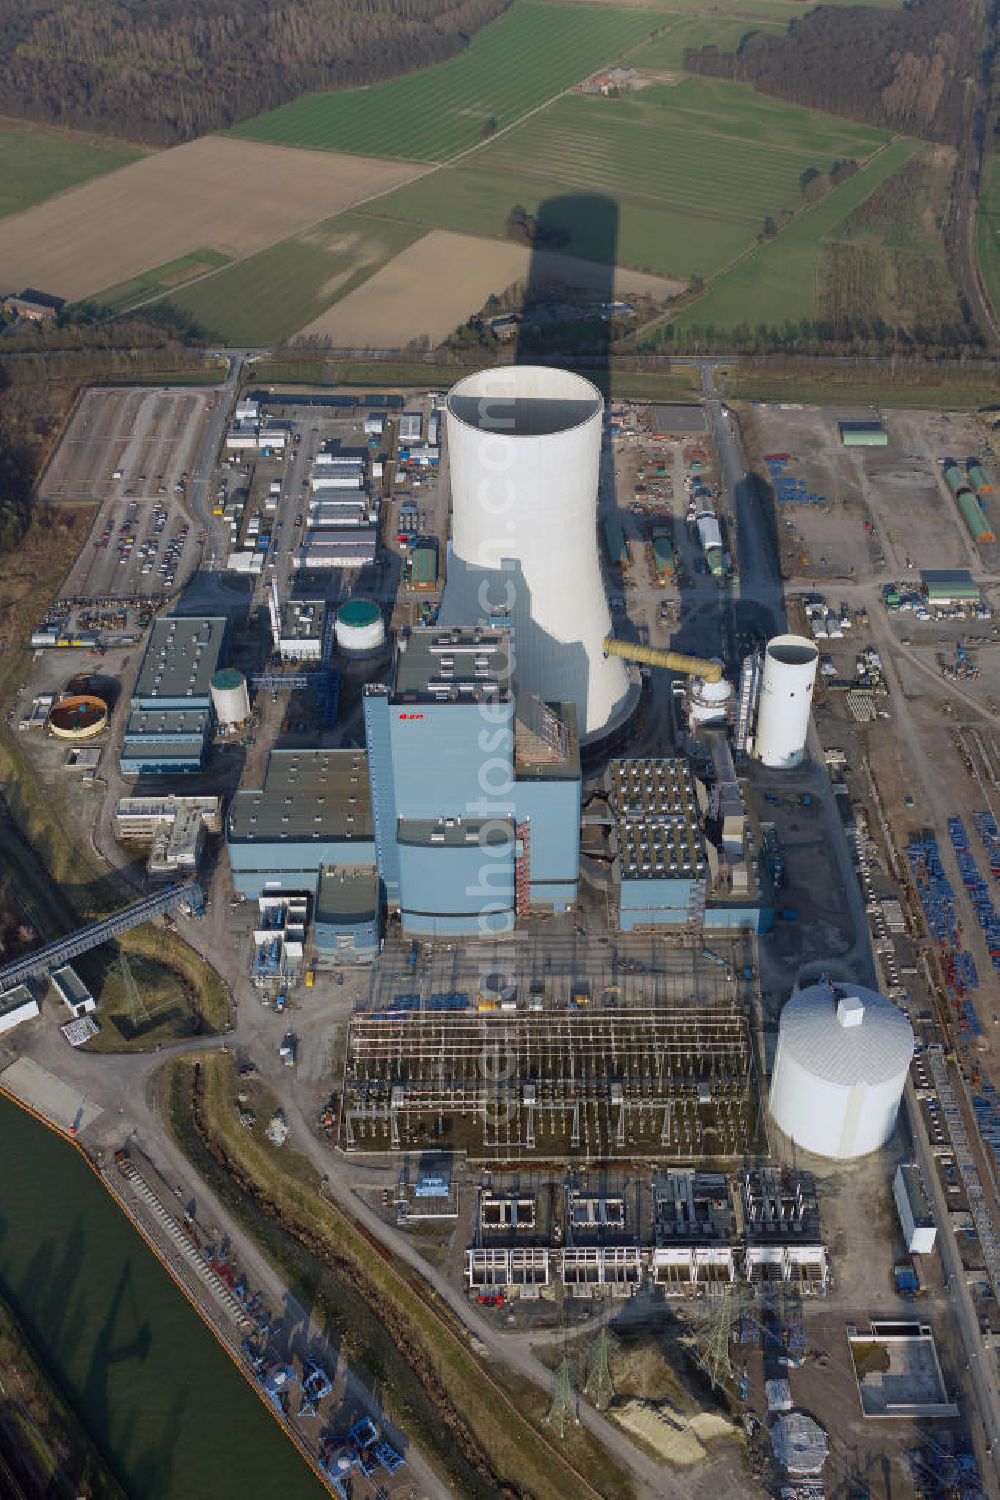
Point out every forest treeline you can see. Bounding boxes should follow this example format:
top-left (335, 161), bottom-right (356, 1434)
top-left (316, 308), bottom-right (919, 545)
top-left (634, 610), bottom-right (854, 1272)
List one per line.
top-left (0, 0), bottom-right (508, 145)
top-left (686, 0), bottom-right (978, 145)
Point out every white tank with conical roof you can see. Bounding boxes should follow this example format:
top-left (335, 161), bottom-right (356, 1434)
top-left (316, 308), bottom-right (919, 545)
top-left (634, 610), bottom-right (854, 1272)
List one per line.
top-left (768, 977), bottom-right (913, 1159)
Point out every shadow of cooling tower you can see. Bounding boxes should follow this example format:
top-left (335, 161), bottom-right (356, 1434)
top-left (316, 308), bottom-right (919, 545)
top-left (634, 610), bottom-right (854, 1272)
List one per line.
top-left (511, 194), bottom-right (638, 763)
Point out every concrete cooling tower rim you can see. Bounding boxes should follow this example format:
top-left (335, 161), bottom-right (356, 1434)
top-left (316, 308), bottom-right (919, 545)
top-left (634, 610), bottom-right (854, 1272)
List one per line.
top-left (768, 636), bottom-right (819, 667)
top-left (446, 367), bottom-right (603, 439)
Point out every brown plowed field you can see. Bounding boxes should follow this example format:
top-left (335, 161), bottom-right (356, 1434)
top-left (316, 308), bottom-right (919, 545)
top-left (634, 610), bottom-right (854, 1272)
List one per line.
top-left (298, 229), bottom-right (683, 345)
top-left (0, 136), bottom-right (425, 303)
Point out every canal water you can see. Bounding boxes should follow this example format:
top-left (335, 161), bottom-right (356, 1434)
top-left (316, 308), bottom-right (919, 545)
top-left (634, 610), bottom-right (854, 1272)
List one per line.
top-left (0, 1094), bottom-right (327, 1499)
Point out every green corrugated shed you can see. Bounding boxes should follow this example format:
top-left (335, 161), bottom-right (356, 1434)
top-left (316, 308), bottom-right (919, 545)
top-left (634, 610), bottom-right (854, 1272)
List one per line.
top-left (944, 463), bottom-right (966, 495)
top-left (839, 421), bottom-right (887, 447)
top-left (652, 534), bottom-right (675, 576)
top-left (410, 544), bottom-right (438, 586)
top-left (922, 569), bottom-right (981, 603)
top-left (603, 517), bottom-right (629, 568)
top-left (969, 462), bottom-right (994, 495)
top-left (956, 489), bottom-right (996, 544)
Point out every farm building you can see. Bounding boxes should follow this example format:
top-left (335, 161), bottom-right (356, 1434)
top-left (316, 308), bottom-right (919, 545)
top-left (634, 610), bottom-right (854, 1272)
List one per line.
top-left (838, 421), bottom-right (887, 447)
top-left (3, 288), bottom-right (64, 321)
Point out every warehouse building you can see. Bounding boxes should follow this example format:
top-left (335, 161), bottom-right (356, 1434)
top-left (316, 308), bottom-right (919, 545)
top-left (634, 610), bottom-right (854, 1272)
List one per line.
top-left (228, 749), bottom-right (375, 899)
top-left (920, 569), bottom-right (981, 607)
top-left (120, 616), bottom-right (227, 777)
top-left (294, 527), bottom-right (377, 570)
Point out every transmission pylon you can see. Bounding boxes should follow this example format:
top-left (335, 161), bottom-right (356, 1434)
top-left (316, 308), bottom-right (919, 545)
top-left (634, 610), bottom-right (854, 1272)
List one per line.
top-left (117, 949), bottom-right (150, 1032)
top-left (692, 1286), bottom-right (741, 1392)
top-left (546, 1354), bottom-right (579, 1438)
top-left (584, 1326), bottom-right (616, 1410)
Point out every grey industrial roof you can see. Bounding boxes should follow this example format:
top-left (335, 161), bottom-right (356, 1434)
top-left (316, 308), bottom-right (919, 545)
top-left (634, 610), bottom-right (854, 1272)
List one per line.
top-left (228, 750), bottom-right (372, 842)
top-left (316, 865), bottom-right (379, 925)
top-left (392, 626), bottom-right (512, 703)
top-left (280, 600), bottom-right (327, 641)
top-left (652, 404), bottom-right (706, 434)
top-left (124, 708), bottom-right (211, 738)
top-left (51, 965), bottom-right (93, 1006)
top-left (396, 817), bottom-right (514, 849)
top-left (514, 696), bottom-right (580, 781)
top-left (133, 617), bottom-right (226, 702)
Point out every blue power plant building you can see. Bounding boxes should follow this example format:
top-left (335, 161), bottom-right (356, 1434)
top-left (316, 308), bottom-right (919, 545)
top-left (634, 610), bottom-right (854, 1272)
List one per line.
top-left (227, 625), bottom-right (581, 940)
top-left (364, 626), bottom-right (580, 936)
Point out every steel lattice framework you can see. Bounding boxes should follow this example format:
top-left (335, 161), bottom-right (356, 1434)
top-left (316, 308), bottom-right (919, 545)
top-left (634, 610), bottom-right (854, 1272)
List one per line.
top-left (340, 999), bottom-right (759, 1159)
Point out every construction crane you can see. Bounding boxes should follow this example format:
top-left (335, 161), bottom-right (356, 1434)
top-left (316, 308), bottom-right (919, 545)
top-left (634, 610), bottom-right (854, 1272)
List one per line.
top-left (602, 637), bottom-right (723, 683)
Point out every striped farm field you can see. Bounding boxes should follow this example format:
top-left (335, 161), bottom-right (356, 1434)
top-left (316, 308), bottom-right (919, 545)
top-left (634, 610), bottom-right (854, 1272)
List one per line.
top-left (359, 80), bottom-right (889, 281)
top-left (664, 136), bottom-right (919, 333)
top-left (229, 2), bottom-right (668, 161)
top-left (977, 154), bottom-right (1000, 328)
top-left (165, 212), bottom-right (424, 345)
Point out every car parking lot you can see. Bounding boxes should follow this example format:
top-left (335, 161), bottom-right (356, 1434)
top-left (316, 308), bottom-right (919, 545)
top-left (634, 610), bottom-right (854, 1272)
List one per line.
top-left (60, 493), bottom-right (199, 602)
top-left (40, 387), bottom-right (216, 506)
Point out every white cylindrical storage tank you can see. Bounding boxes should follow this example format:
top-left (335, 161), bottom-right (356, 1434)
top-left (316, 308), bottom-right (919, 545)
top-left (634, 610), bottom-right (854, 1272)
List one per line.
top-left (335, 599), bottom-right (385, 655)
top-left (210, 668), bottom-right (250, 727)
top-left (769, 978), bottom-right (913, 1160)
top-left (441, 366), bottom-right (634, 742)
top-left (755, 634), bottom-right (818, 769)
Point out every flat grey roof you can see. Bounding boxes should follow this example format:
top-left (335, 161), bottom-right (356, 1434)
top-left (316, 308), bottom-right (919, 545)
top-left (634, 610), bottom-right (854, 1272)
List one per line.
top-left (316, 865), bottom-right (379, 924)
top-left (229, 749), bottom-right (372, 842)
top-left (134, 617), bottom-right (226, 702)
top-left (393, 627), bottom-right (512, 704)
top-left (280, 600), bottom-right (327, 641)
top-left (124, 708), bottom-right (211, 737)
top-left (51, 965), bottom-right (93, 1006)
top-left (652, 404), bottom-right (706, 434)
top-left (396, 817), bottom-right (514, 849)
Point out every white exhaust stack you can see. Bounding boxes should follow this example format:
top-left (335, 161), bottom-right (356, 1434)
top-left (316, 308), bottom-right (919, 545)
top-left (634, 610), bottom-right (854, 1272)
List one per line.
top-left (754, 634), bottom-right (818, 769)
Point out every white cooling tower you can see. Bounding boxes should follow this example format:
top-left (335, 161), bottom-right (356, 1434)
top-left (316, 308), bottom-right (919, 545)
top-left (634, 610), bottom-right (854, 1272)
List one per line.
top-left (754, 634), bottom-right (818, 768)
top-left (441, 366), bottom-right (634, 741)
top-left (769, 978), bottom-right (913, 1160)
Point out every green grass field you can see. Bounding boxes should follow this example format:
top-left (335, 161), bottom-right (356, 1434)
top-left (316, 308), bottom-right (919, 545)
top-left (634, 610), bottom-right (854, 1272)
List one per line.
top-left (165, 213), bottom-right (423, 343)
top-left (627, 13), bottom-right (785, 70)
top-left (87, 250), bottom-right (232, 316)
top-left (0, 124), bottom-right (142, 221)
top-left (661, 136), bottom-right (918, 333)
top-left (360, 81), bottom-right (888, 281)
top-left (228, 2), bottom-right (667, 161)
top-left (977, 153), bottom-right (1000, 329)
